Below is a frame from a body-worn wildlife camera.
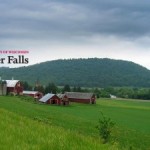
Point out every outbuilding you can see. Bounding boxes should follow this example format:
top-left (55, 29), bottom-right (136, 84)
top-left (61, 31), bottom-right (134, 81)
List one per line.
top-left (5, 80), bottom-right (23, 95)
top-left (65, 92), bottom-right (96, 104)
top-left (23, 91), bottom-right (43, 99)
top-left (57, 94), bottom-right (69, 105)
top-left (110, 94), bottom-right (117, 99)
top-left (39, 93), bottom-right (61, 105)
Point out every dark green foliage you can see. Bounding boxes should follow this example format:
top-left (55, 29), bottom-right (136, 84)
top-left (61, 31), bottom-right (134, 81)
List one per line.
top-left (77, 86), bottom-right (82, 92)
top-left (45, 82), bottom-right (58, 94)
top-left (72, 86), bottom-right (83, 92)
top-left (72, 86), bottom-right (77, 92)
top-left (1, 58), bottom-right (150, 87)
top-left (98, 87), bottom-right (150, 100)
top-left (96, 112), bottom-right (115, 143)
top-left (62, 84), bottom-right (71, 93)
top-left (21, 81), bottom-right (32, 90)
top-left (93, 88), bottom-right (100, 98)
top-left (99, 89), bottom-right (110, 98)
top-left (34, 85), bottom-right (45, 93)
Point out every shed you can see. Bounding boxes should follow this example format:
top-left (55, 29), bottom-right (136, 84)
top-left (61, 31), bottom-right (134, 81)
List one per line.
top-left (23, 91), bottom-right (43, 99)
top-left (5, 80), bottom-right (23, 95)
top-left (65, 92), bottom-right (96, 104)
top-left (39, 93), bottom-right (61, 105)
top-left (110, 94), bottom-right (117, 99)
top-left (57, 94), bottom-right (69, 105)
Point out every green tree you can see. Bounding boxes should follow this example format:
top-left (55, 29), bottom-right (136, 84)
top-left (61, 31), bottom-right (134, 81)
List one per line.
top-left (72, 86), bottom-right (77, 92)
top-left (21, 81), bottom-right (32, 90)
top-left (99, 89), bottom-right (110, 98)
top-left (45, 83), bottom-right (58, 94)
top-left (62, 84), bottom-right (71, 93)
top-left (93, 88), bottom-right (100, 98)
top-left (34, 85), bottom-right (45, 94)
top-left (77, 86), bottom-right (82, 92)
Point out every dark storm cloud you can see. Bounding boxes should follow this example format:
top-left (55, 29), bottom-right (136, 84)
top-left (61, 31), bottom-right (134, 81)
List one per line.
top-left (0, 0), bottom-right (150, 41)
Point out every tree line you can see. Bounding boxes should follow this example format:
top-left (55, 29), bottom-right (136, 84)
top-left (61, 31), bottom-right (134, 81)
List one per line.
top-left (22, 81), bottom-right (150, 100)
top-left (22, 81), bottom-right (87, 94)
top-left (95, 87), bottom-right (150, 100)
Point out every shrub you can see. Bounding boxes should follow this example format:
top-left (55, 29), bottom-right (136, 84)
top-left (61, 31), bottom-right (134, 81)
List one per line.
top-left (96, 112), bottom-right (115, 143)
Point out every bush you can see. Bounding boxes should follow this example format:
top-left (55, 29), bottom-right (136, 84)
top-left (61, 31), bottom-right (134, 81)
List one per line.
top-left (96, 112), bottom-right (115, 143)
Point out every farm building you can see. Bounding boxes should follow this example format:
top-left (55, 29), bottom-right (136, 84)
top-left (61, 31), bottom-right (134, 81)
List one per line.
top-left (5, 80), bottom-right (23, 95)
top-left (57, 94), bottom-right (69, 105)
top-left (110, 94), bottom-right (117, 99)
top-left (0, 81), bottom-right (7, 95)
top-left (65, 92), bottom-right (96, 104)
top-left (39, 93), bottom-right (61, 105)
top-left (23, 91), bottom-right (43, 99)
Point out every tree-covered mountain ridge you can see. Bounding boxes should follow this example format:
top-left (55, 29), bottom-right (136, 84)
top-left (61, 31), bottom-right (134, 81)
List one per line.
top-left (1, 58), bottom-right (150, 87)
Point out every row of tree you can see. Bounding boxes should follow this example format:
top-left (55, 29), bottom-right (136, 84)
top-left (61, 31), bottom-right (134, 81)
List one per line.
top-left (22, 81), bottom-right (85, 94)
top-left (22, 81), bottom-right (150, 100)
top-left (95, 87), bottom-right (150, 100)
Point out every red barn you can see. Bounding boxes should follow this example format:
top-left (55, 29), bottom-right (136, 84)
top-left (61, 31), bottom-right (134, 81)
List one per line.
top-left (65, 92), bottom-right (96, 104)
top-left (39, 93), bottom-right (61, 105)
top-left (23, 91), bottom-right (43, 99)
top-left (57, 94), bottom-right (69, 105)
top-left (6, 80), bottom-right (23, 95)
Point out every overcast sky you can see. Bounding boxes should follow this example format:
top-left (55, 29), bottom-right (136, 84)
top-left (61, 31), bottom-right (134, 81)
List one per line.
top-left (1, 0), bottom-right (150, 69)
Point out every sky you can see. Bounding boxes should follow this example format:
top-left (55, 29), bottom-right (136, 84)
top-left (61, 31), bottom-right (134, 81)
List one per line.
top-left (0, 0), bottom-right (150, 69)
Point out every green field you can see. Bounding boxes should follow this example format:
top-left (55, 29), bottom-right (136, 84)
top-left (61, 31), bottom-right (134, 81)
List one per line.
top-left (0, 96), bottom-right (150, 150)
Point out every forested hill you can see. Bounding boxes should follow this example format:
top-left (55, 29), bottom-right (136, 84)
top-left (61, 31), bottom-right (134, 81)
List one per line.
top-left (1, 58), bottom-right (150, 87)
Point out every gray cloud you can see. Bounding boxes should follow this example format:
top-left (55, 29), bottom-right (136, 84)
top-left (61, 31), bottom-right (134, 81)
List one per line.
top-left (1, 0), bottom-right (150, 42)
top-left (1, 0), bottom-right (150, 69)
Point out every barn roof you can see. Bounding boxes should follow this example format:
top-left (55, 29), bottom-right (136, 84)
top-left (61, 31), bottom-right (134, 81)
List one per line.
top-left (65, 92), bottom-right (94, 99)
top-left (23, 91), bottom-right (39, 95)
top-left (39, 93), bottom-right (55, 103)
top-left (5, 80), bottom-right (19, 87)
top-left (57, 94), bottom-right (66, 99)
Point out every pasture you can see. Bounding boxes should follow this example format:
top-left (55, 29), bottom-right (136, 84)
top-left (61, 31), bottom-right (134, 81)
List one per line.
top-left (0, 96), bottom-right (150, 150)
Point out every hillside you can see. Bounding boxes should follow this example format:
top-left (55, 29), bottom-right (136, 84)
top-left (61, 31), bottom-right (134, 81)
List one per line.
top-left (1, 58), bottom-right (150, 87)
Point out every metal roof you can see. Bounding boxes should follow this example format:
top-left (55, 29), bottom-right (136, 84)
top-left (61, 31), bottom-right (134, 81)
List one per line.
top-left (65, 92), bottom-right (94, 99)
top-left (5, 80), bottom-right (19, 87)
top-left (23, 91), bottom-right (39, 95)
top-left (57, 94), bottom-right (66, 99)
top-left (39, 93), bottom-right (55, 103)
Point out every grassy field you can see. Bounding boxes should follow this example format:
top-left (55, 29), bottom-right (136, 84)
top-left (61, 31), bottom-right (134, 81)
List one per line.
top-left (0, 96), bottom-right (150, 150)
